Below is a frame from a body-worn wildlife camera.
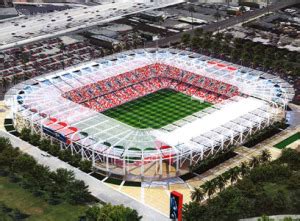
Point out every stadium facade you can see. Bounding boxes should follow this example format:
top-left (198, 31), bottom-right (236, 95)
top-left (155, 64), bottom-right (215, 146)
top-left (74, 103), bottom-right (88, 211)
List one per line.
top-left (5, 48), bottom-right (295, 181)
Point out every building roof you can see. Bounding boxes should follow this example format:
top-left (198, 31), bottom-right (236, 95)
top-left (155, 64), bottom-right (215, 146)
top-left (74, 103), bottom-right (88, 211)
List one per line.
top-left (90, 35), bottom-right (120, 44)
top-left (0, 7), bottom-right (18, 16)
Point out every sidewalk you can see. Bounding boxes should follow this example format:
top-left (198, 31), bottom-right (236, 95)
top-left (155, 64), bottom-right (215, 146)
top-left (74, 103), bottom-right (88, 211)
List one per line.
top-left (0, 130), bottom-right (170, 221)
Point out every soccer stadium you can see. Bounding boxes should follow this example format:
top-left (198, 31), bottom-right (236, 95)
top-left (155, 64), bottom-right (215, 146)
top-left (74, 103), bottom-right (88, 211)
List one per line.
top-left (5, 48), bottom-right (295, 181)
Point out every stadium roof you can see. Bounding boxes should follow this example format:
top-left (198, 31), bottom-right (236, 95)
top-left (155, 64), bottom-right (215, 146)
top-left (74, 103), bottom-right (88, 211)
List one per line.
top-left (5, 48), bottom-right (294, 165)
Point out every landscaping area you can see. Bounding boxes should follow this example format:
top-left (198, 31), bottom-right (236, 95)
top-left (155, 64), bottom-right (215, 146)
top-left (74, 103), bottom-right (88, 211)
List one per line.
top-left (274, 132), bottom-right (300, 149)
top-left (0, 137), bottom-right (142, 221)
top-left (0, 176), bottom-right (86, 221)
top-left (243, 122), bottom-right (288, 148)
top-left (103, 89), bottom-right (211, 129)
top-left (184, 149), bottom-right (300, 221)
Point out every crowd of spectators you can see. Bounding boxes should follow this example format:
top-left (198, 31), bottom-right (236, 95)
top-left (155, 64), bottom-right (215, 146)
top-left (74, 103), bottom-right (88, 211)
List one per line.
top-left (63, 64), bottom-right (239, 112)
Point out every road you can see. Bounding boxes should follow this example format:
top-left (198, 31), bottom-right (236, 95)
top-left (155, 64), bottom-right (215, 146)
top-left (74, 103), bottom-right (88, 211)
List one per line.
top-left (0, 130), bottom-right (170, 221)
top-left (146, 0), bottom-right (300, 47)
top-left (0, 0), bottom-right (184, 51)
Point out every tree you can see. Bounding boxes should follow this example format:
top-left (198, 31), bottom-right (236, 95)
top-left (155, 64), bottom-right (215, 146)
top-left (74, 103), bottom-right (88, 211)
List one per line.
top-left (39, 139), bottom-right (51, 152)
top-left (273, 190), bottom-right (289, 213)
top-left (84, 204), bottom-right (142, 221)
top-left (0, 137), bottom-right (12, 152)
top-left (194, 28), bottom-right (203, 37)
top-left (67, 180), bottom-right (91, 204)
top-left (181, 33), bottom-right (191, 46)
top-left (228, 167), bottom-right (240, 185)
top-left (1, 77), bottom-right (10, 93)
top-left (239, 162), bottom-right (250, 177)
top-left (20, 51), bottom-right (31, 79)
top-left (183, 150), bottom-right (300, 221)
top-left (0, 147), bottom-right (20, 170)
top-left (48, 144), bottom-right (60, 156)
top-left (239, 6), bottom-right (246, 14)
top-left (13, 154), bottom-right (36, 173)
top-left (224, 33), bottom-right (233, 44)
top-left (183, 202), bottom-right (207, 221)
top-left (215, 175), bottom-right (226, 192)
top-left (280, 149), bottom-right (300, 170)
top-left (230, 48), bottom-right (240, 62)
top-left (191, 36), bottom-right (200, 49)
top-left (191, 187), bottom-right (204, 203)
top-left (249, 156), bottom-right (260, 168)
top-left (58, 149), bottom-right (73, 162)
top-left (79, 159), bottom-right (92, 172)
top-left (20, 128), bottom-right (31, 142)
top-left (29, 133), bottom-right (41, 146)
top-left (52, 168), bottom-right (75, 187)
top-left (85, 205), bottom-right (101, 221)
top-left (69, 153), bottom-right (82, 167)
top-left (259, 149), bottom-right (271, 163)
top-left (59, 43), bottom-right (67, 70)
top-left (202, 179), bottom-right (216, 199)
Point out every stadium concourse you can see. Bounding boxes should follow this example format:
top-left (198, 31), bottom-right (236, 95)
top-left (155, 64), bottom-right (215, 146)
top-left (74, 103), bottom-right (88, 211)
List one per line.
top-left (5, 48), bottom-right (294, 181)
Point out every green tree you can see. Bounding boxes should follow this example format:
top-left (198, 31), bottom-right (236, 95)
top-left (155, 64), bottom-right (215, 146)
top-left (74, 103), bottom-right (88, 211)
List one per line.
top-left (228, 167), bottom-right (240, 185)
top-left (191, 187), bottom-right (204, 203)
top-left (249, 156), bottom-right (260, 168)
top-left (13, 153), bottom-right (36, 173)
top-left (259, 149), bottom-right (271, 163)
top-left (84, 204), bottom-right (142, 221)
top-left (183, 202), bottom-right (207, 221)
top-left (0, 146), bottom-right (20, 170)
top-left (20, 128), bottom-right (31, 142)
top-left (39, 139), bottom-right (51, 152)
top-left (181, 33), bottom-right (191, 46)
top-left (202, 179), bottom-right (216, 199)
top-left (29, 133), bottom-right (41, 146)
top-left (1, 77), bottom-right (10, 93)
top-left (191, 36), bottom-right (200, 49)
top-left (79, 159), bottom-right (92, 172)
top-left (48, 144), bottom-right (60, 156)
top-left (0, 137), bottom-right (12, 152)
top-left (215, 175), bottom-right (226, 192)
top-left (59, 43), bottom-right (67, 70)
top-left (85, 205), bottom-right (101, 221)
top-left (239, 162), bottom-right (250, 177)
top-left (194, 28), bottom-right (203, 37)
top-left (67, 180), bottom-right (91, 205)
top-left (239, 6), bottom-right (246, 13)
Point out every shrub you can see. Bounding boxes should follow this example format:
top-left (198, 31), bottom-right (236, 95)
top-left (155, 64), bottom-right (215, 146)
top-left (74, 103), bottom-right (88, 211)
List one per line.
top-left (20, 128), bottom-right (31, 142)
top-left (79, 160), bottom-right (92, 173)
top-left (48, 144), bottom-right (60, 156)
top-left (39, 139), bottom-right (51, 152)
top-left (29, 133), bottom-right (41, 146)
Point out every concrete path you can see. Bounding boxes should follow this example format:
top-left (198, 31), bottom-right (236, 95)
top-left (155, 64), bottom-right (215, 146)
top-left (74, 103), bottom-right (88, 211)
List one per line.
top-left (0, 130), bottom-right (170, 221)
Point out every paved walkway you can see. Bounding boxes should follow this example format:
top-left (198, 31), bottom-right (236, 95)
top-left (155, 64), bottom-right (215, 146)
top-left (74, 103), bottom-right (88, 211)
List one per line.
top-left (1, 99), bottom-right (299, 216)
top-left (0, 130), bottom-right (170, 221)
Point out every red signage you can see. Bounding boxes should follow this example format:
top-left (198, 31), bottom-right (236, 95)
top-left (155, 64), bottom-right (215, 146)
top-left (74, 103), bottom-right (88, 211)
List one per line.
top-left (170, 191), bottom-right (183, 221)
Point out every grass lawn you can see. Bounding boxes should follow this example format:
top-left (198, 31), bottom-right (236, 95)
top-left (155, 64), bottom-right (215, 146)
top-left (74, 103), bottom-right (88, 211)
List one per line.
top-left (0, 176), bottom-right (87, 221)
top-left (274, 132), bottom-right (300, 149)
top-left (103, 89), bottom-right (212, 129)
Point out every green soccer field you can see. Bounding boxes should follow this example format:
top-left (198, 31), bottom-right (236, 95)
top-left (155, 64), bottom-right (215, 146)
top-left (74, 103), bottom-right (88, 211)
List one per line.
top-left (103, 89), bottom-right (212, 129)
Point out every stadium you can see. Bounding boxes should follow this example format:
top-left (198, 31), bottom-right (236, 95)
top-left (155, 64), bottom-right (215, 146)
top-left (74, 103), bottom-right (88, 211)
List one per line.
top-left (5, 48), bottom-right (295, 181)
